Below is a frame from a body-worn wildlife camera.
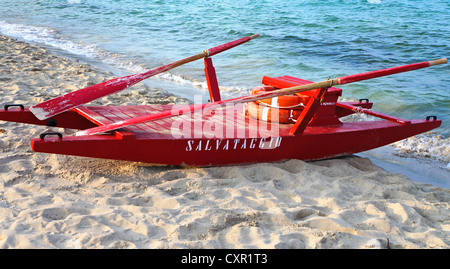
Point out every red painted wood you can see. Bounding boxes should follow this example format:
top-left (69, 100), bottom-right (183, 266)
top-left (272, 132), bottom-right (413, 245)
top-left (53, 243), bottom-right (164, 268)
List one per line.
top-left (0, 107), bottom-right (96, 129)
top-left (289, 88), bottom-right (327, 135)
top-left (30, 119), bottom-right (441, 166)
top-left (204, 57), bottom-right (221, 102)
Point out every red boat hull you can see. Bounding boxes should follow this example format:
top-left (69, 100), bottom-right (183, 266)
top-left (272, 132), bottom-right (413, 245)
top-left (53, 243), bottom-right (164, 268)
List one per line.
top-left (29, 116), bottom-right (440, 166)
top-left (0, 72), bottom-right (443, 166)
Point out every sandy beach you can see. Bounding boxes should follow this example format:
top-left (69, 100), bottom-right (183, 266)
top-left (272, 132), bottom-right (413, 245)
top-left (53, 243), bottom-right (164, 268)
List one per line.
top-left (0, 35), bottom-right (448, 249)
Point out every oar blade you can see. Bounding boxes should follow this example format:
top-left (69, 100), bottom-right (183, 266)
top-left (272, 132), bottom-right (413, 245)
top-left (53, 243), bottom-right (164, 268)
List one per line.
top-left (30, 73), bottom-right (144, 120)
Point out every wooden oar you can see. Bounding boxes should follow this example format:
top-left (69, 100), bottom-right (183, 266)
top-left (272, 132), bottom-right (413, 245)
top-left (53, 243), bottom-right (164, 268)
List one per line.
top-left (76, 58), bottom-right (447, 136)
top-left (29, 34), bottom-right (260, 120)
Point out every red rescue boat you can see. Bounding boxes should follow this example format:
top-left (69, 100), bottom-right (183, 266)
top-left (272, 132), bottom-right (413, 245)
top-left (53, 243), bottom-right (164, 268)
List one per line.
top-left (0, 35), bottom-right (446, 166)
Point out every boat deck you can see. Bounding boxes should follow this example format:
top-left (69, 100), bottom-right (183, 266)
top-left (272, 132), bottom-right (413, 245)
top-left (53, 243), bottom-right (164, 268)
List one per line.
top-left (75, 104), bottom-right (293, 139)
top-left (72, 75), bottom-right (349, 139)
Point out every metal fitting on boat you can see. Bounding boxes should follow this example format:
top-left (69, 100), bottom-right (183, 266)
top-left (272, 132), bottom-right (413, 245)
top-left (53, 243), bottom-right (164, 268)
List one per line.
top-left (39, 132), bottom-right (63, 140)
top-left (426, 116), bottom-right (437, 121)
top-left (4, 104), bottom-right (24, 111)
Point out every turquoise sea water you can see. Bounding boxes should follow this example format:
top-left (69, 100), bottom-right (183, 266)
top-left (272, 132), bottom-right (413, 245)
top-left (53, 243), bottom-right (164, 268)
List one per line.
top-left (0, 0), bottom-right (449, 185)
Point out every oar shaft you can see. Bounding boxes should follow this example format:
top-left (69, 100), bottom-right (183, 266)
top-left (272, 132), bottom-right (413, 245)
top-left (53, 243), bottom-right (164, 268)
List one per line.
top-left (139, 33), bottom-right (260, 80)
top-left (208, 34), bottom-right (260, 56)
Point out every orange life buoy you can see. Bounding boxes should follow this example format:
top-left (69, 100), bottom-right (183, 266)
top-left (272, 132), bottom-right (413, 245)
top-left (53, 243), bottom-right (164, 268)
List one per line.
top-left (245, 102), bottom-right (303, 124)
top-left (251, 86), bottom-right (310, 109)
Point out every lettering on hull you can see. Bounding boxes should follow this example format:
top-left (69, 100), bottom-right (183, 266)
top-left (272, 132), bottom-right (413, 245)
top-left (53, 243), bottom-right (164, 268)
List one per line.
top-left (186, 137), bottom-right (282, 151)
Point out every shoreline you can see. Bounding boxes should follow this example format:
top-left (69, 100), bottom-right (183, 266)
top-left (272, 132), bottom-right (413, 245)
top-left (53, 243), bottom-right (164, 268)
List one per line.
top-left (0, 35), bottom-right (449, 249)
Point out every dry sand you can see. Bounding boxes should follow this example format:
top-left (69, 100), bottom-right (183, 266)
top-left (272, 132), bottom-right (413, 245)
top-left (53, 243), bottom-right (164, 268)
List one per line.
top-left (0, 35), bottom-right (449, 249)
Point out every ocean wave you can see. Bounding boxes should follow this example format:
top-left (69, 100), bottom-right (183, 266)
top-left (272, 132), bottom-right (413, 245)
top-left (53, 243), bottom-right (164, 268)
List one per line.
top-left (0, 20), bottom-right (142, 72)
top-left (391, 132), bottom-right (450, 165)
top-left (0, 20), bottom-right (101, 59)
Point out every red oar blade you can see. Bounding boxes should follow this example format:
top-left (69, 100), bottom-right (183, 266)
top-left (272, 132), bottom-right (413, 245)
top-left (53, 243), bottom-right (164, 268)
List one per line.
top-left (30, 72), bottom-right (146, 120)
top-left (30, 34), bottom-right (260, 120)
